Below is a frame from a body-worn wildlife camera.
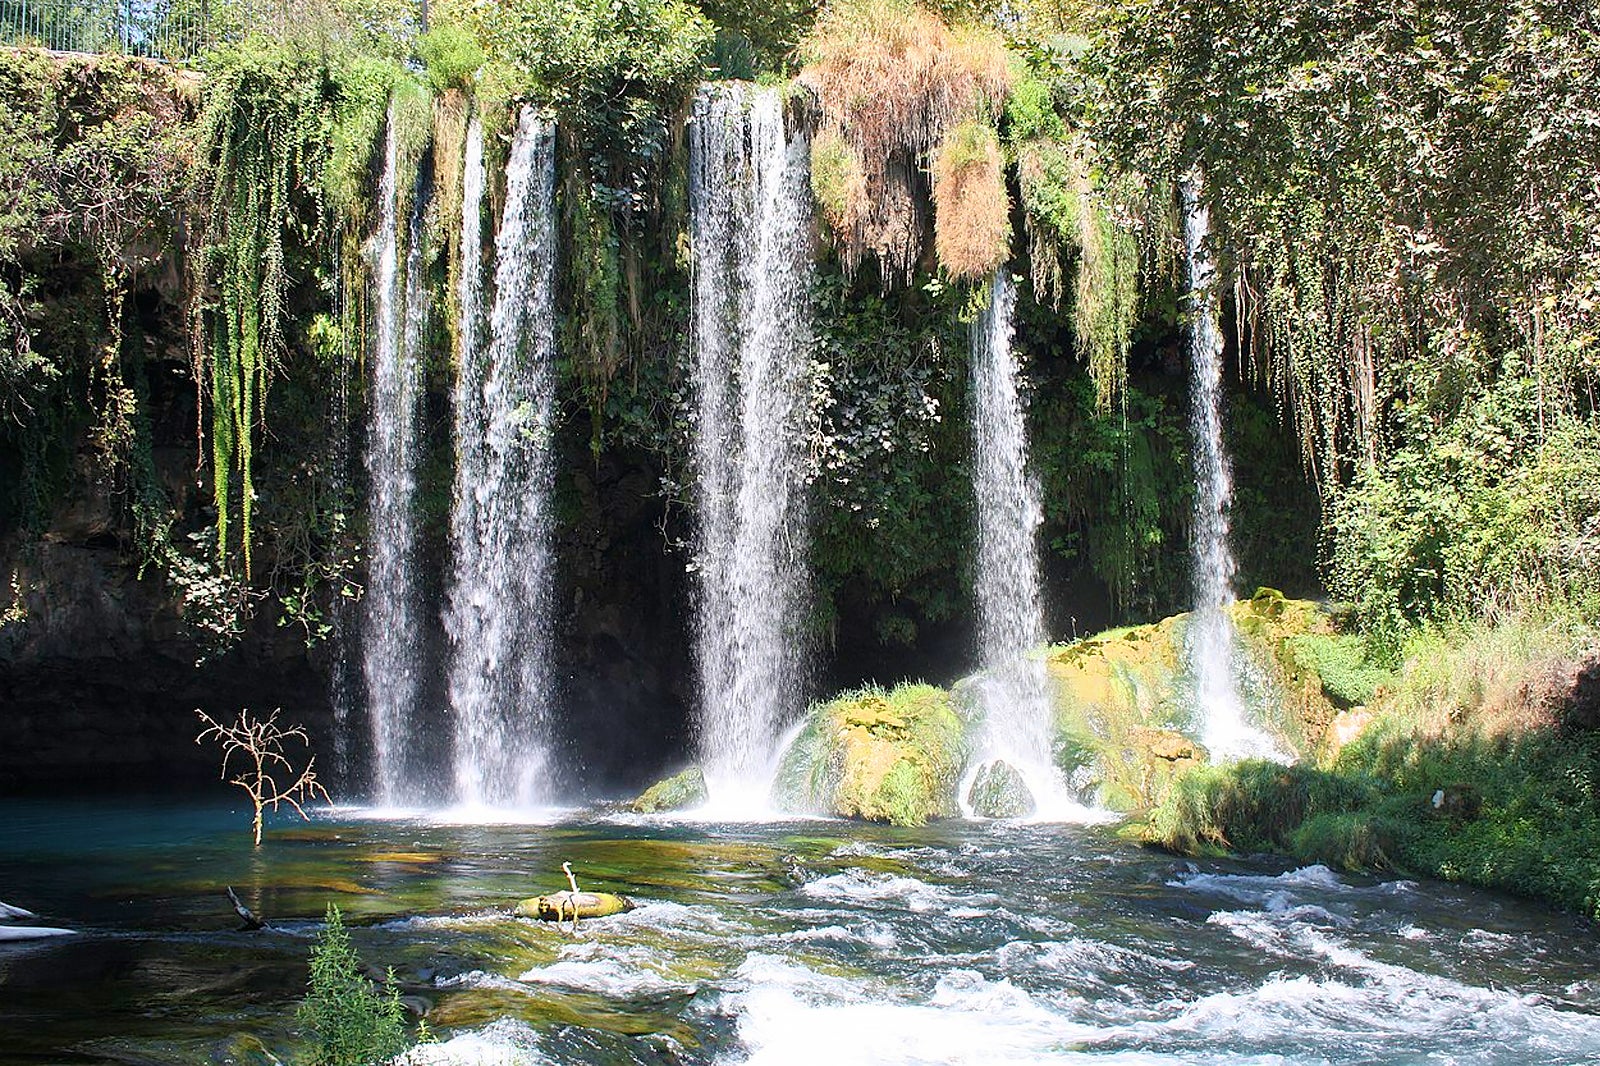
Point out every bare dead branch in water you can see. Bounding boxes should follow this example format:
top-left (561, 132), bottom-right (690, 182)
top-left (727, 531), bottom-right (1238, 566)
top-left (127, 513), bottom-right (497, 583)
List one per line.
top-left (196, 707), bottom-right (330, 846)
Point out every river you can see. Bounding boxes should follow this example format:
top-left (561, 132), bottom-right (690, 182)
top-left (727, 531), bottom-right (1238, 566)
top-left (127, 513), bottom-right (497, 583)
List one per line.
top-left (2, 800), bottom-right (1597, 1064)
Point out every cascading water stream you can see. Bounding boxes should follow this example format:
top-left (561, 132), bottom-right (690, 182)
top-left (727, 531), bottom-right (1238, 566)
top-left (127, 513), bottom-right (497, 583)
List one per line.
top-left (965, 272), bottom-right (1098, 819)
top-left (363, 111), bottom-right (430, 805)
top-left (444, 109), bottom-right (559, 808)
top-left (688, 84), bottom-right (815, 811)
top-left (1182, 175), bottom-right (1285, 763)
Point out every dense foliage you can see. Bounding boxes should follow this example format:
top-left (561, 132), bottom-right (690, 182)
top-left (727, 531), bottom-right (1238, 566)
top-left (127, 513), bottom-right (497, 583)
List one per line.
top-left (0, 51), bottom-right (186, 525)
top-left (5, 0), bottom-right (1596, 667)
top-left (1081, 0), bottom-right (1600, 630)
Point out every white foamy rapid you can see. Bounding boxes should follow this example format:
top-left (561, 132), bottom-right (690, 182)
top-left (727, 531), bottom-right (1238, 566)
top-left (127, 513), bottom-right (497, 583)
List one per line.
top-left (444, 110), bottom-right (560, 808)
top-left (364, 107), bottom-right (430, 805)
top-left (687, 84), bottom-right (815, 812)
top-left (967, 272), bottom-right (1101, 821)
top-left (396, 1019), bottom-right (545, 1066)
top-left (1180, 175), bottom-right (1284, 764)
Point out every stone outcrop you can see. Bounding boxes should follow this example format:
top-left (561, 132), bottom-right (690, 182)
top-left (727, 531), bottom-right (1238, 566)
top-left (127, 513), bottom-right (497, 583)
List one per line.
top-left (628, 766), bottom-right (708, 813)
top-left (773, 683), bottom-right (967, 826)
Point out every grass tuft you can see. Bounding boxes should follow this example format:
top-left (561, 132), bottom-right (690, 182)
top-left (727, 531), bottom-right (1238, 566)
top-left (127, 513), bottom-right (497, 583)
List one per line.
top-left (799, 0), bottom-right (1011, 281)
top-left (930, 119), bottom-right (1009, 280)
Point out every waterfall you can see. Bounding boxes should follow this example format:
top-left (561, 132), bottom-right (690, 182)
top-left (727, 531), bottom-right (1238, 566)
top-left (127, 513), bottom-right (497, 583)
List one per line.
top-left (966, 272), bottom-right (1092, 818)
top-left (329, 243), bottom-right (359, 787)
top-left (687, 84), bottom-right (815, 810)
top-left (363, 112), bottom-right (430, 805)
top-left (444, 109), bottom-right (559, 808)
top-left (1181, 175), bottom-right (1284, 763)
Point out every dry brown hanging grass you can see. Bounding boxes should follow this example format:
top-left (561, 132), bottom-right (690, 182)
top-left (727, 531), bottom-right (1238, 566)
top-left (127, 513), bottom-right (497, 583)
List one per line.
top-left (433, 90), bottom-right (471, 366)
top-left (931, 119), bottom-right (1009, 280)
top-left (799, 0), bottom-right (1012, 281)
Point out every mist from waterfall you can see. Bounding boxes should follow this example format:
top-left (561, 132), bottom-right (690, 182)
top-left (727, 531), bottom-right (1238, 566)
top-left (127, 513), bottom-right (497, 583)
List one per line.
top-left (363, 111), bottom-right (430, 805)
top-left (687, 84), bottom-right (815, 811)
top-left (967, 272), bottom-right (1094, 819)
top-left (444, 109), bottom-right (559, 808)
top-left (1182, 176), bottom-right (1285, 763)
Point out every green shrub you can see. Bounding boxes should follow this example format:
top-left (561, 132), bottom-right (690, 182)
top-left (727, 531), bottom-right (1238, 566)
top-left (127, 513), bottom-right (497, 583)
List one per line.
top-left (1329, 382), bottom-right (1600, 652)
top-left (1285, 633), bottom-right (1393, 707)
top-left (1290, 812), bottom-right (1396, 871)
top-left (1152, 761), bottom-right (1379, 855)
top-left (296, 905), bottom-right (410, 1066)
top-left (415, 24), bottom-right (484, 93)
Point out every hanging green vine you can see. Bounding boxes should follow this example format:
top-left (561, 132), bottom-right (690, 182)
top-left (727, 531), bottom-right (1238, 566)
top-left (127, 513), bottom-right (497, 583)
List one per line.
top-left (192, 41), bottom-right (335, 578)
top-left (1006, 86), bottom-right (1142, 410)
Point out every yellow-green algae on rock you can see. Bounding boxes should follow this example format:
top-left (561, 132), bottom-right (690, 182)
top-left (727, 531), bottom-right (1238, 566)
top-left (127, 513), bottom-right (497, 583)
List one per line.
top-left (628, 766), bottom-right (709, 813)
top-left (1044, 589), bottom-right (1341, 811)
top-left (773, 683), bottom-right (968, 826)
top-left (765, 592), bottom-right (1342, 827)
top-left (515, 891), bottom-right (635, 921)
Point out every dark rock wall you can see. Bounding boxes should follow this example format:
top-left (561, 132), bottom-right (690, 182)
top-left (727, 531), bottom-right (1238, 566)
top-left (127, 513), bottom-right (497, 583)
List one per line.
top-left (0, 542), bottom-right (332, 793)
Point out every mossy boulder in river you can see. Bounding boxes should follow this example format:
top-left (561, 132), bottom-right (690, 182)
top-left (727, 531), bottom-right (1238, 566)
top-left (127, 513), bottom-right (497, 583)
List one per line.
top-left (773, 684), bottom-right (967, 826)
top-left (1044, 589), bottom-right (1339, 812)
top-left (771, 592), bottom-right (1341, 825)
top-left (965, 760), bottom-right (1035, 819)
top-left (628, 767), bottom-right (708, 813)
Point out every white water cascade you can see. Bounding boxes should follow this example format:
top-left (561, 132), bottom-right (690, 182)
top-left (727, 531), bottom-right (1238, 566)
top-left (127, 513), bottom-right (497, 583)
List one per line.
top-left (1182, 175), bottom-right (1285, 763)
top-left (363, 112), bottom-right (430, 805)
top-left (444, 109), bottom-right (559, 808)
top-left (966, 272), bottom-right (1097, 819)
top-left (687, 84), bottom-right (815, 811)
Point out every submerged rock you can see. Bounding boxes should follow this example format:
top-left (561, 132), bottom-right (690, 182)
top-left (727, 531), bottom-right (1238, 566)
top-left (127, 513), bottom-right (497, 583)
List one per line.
top-left (0, 925), bottom-right (74, 941)
top-left (629, 766), bottom-right (708, 813)
top-left (966, 760), bottom-right (1035, 819)
top-left (773, 684), bottom-right (967, 827)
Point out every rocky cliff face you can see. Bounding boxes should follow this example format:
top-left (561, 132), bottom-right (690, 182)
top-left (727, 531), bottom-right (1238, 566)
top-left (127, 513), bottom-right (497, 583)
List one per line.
top-left (0, 540), bottom-right (333, 792)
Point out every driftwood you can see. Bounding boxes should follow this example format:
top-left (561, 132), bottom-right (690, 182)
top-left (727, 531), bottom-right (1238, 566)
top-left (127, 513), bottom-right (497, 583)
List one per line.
top-left (226, 886), bottom-right (269, 931)
top-left (513, 862), bottom-right (635, 932)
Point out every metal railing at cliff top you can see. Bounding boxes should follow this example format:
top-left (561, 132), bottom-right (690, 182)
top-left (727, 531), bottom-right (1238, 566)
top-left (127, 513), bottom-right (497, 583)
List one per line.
top-left (0, 0), bottom-right (289, 59)
top-left (0, 0), bottom-right (418, 61)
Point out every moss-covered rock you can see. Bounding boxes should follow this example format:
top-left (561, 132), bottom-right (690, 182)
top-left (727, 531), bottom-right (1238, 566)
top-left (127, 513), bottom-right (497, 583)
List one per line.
top-left (773, 684), bottom-right (967, 826)
top-left (628, 766), bottom-right (708, 813)
top-left (965, 759), bottom-right (1034, 819)
top-left (1043, 590), bottom-right (1338, 812)
top-left (767, 592), bottom-right (1346, 824)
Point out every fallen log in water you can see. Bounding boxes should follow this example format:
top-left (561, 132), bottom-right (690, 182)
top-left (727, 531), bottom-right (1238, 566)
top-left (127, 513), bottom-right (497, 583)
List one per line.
top-left (514, 861), bottom-right (635, 929)
top-left (226, 887), bottom-right (269, 931)
top-left (514, 891), bottom-right (636, 922)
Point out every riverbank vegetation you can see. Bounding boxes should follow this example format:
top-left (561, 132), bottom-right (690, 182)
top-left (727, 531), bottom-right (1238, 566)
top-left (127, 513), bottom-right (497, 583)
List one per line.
top-left (1148, 614), bottom-right (1600, 915)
